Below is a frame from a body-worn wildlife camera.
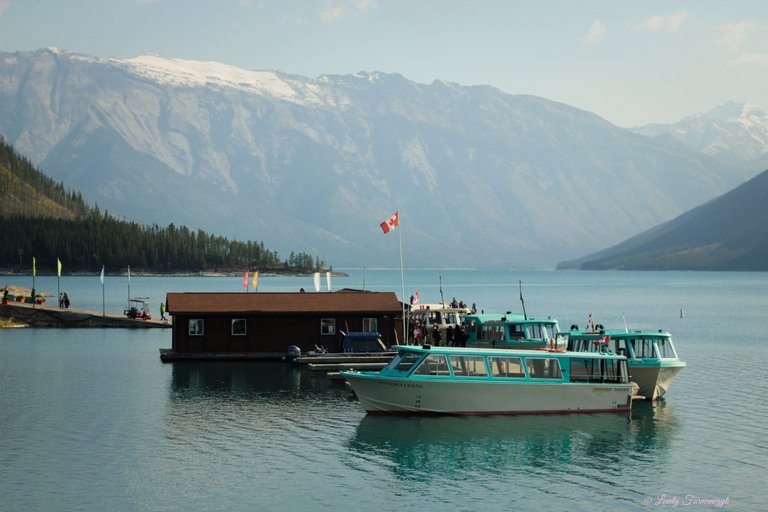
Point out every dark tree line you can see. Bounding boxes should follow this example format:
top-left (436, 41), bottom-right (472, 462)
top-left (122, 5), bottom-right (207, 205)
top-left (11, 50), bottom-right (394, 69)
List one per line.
top-left (0, 137), bottom-right (325, 273)
top-left (0, 213), bottom-right (323, 273)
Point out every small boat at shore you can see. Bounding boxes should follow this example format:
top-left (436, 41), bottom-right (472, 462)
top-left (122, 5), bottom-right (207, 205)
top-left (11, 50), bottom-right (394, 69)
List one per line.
top-left (342, 345), bottom-right (635, 415)
top-left (565, 328), bottom-right (686, 401)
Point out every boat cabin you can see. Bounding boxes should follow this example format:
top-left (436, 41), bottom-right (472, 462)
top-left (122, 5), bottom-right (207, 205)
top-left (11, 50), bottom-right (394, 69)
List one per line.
top-left (462, 313), bottom-right (563, 350)
top-left (408, 302), bottom-right (470, 344)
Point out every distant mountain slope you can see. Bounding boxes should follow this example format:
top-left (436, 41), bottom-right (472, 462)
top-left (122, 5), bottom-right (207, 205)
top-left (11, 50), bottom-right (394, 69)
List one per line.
top-left (557, 168), bottom-right (768, 270)
top-left (0, 136), bottom-right (88, 219)
top-left (0, 48), bottom-right (753, 268)
top-left (633, 102), bottom-right (768, 169)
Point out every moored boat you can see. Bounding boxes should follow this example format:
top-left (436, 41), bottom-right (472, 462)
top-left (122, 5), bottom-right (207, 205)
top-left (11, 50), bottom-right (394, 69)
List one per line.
top-left (462, 313), bottom-right (564, 350)
top-left (408, 302), bottom-right (471, 345)
top-left (566, 328), bottom-right (685, 401)
top-left (342, 345), bottom-right (635, 415)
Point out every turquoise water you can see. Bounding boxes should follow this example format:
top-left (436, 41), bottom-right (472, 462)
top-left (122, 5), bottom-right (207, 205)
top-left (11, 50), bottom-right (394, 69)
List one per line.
top-left (1, 270), bottom-right (766, 510)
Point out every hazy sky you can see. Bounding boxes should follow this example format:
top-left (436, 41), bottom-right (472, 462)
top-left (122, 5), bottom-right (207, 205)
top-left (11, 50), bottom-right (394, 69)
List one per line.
top-left (1, 0), bottom-right (766, 127)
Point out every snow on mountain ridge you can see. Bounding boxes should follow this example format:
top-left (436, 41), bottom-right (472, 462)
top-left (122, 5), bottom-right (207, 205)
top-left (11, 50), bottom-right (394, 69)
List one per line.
top-left (120, 54), bottom-right (342, 108)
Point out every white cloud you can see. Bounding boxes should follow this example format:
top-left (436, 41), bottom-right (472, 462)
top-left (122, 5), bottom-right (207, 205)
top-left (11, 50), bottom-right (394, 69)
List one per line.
top-left (0, 0), bottom-right (11, 17)
top-left (319, 0), bottom-right (378, 23)
top-left (734, 52), bottom-right (768, 65)
top-left (640, 11), bottom-right (689, 33)
top-left (584, 19), bottom-right (606, 43)
top-left (718, 20), bottom-right (756, 50)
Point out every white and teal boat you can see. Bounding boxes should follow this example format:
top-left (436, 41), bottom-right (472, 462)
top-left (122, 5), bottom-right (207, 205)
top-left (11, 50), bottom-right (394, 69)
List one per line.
top-left (566, 329), bottom-right (686, 401)
top-left (342, 345), bottom-right (635, 415)
top-left (462, 313), bottom-right (563, 350)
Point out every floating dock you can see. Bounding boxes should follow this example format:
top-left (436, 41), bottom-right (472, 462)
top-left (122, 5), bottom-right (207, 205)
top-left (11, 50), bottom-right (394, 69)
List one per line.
top-left (0, 301), bottom-right (171, 328)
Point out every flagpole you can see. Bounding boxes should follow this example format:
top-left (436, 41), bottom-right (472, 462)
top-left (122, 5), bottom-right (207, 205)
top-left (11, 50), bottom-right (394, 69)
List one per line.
top-left (127, 265), bottom-right (131, 304)
top-left (101, 265), bottom-right (105, 317)
top-left (398, 219), bottom-right (406, 345)
top-left (57, 258), bottom-right (61, 308)
top-left (32, 257), bottom-right (36, 309)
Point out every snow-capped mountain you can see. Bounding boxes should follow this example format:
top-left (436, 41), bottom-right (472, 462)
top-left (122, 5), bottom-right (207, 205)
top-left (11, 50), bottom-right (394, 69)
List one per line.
top-left (633, 102), bottom-right (768, 168)
top-left (0, 48), bottom-right (755, 268)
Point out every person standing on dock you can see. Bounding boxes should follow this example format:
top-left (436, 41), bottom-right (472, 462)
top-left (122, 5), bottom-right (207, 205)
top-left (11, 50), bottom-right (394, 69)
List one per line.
top-left (160, 302), bottom-right (166, 321)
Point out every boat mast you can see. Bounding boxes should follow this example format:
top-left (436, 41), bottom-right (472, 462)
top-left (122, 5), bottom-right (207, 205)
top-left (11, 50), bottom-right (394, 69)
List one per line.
top-left (519, 280), bottom-right (527, 320)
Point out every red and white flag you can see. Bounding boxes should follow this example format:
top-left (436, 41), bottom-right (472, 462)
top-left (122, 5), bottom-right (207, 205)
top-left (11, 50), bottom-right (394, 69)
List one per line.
top-left (243, 271), bottom-right (249, 289)
top-left (411, 291), bottom-right (419, 305)
top-left (380, 211), bottom-right (399, 234)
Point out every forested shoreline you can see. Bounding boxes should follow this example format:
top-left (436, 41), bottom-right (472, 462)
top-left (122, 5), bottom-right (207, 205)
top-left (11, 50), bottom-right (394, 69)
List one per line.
top-left (0, 138), bottom-right (327, 274)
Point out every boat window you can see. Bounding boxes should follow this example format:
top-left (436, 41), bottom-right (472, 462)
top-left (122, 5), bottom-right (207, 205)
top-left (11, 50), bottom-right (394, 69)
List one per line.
top-left (231, 318), bottom-right (246, 336)
top-left (488, 356), bottom-right (525, 378)
top-left (508, 324), bottom-right (525, 339)
top-left (189, 319), bottom-right (204, 336)
top-left (601, 358), bottom-right (625, 383)
top-left (412, 354), bottom-right (451, 376)
top-left (383, 351), bottom-right (423, 373)
top-left (483, 324), bottom-right (504, 341)
top-left (615, 339), bottom-right (630, 358)
top-left (320, 318), bottom-right (336, 336)
top-left (449, 355), bottom-right (489, 377)
top-left (570, 357), bottom-right (626, 383)
top-left (657, 337), bottom-right (677, 358)
top-left (527, 324), bottom-right (543, 339)
top-left (630, 338), bottom-right (657, 359)
top-left (525, 358), bottom-right (562, 379)
top-left (567, 338), bottom-right (593, 352)
top-left (444, 312), bottom-right (459, 324)
top-left (544, 324), bottom-right (558, 339)
top-left (362, 317), bottom-right (378, 333)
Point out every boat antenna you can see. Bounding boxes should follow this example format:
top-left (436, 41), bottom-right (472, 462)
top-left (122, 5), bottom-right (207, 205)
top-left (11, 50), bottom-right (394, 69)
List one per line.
top-left (519, 280), bottom-right (528, 320)
top-left (439, 274), bottom-right (445, 306)
top-left (622, 312), bottom-right (628, 333)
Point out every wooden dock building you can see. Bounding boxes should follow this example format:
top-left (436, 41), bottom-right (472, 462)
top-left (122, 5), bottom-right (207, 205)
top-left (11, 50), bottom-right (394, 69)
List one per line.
top-left (162, 290), bottom-right (403, 361)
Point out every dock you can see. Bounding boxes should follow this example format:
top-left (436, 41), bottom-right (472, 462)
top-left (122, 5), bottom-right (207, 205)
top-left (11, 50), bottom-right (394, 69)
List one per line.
top-left (0, 301), bottom-right (172, 328)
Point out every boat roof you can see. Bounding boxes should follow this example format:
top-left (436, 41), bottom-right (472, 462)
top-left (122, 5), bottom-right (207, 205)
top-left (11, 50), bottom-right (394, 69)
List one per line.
top-left (568, 329), bottom-right (671, 338)
top-left (464, 313), bottom-right (558, 324)
top-left (166, 291), bottom-right (402, 314)
top-left (391, 345), bottom-right (624, 359)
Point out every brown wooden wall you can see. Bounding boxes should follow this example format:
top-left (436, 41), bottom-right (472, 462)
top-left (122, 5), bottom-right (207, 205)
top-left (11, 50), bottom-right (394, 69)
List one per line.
top-left (171, 312), bottom-right (403, 354)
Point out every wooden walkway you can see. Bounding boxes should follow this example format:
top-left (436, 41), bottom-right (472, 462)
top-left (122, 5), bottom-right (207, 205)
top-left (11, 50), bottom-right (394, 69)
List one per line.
top-left (0, 301), bottom-right (172, 328)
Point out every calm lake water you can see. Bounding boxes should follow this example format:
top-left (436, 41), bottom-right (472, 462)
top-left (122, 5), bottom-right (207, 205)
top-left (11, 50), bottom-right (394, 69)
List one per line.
top-left (1, 270), bottom-right (766, 511)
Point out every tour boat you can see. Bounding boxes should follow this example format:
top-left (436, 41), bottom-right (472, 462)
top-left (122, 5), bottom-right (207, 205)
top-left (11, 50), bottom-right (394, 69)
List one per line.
top-left (462, 313), bottom-right (564, 350)
top-left (342, 345), bottom-right (635, 415)
top-left (566, 329), bottom-right (686, 401)
top-left (408, 302), bottom-right (471, 345)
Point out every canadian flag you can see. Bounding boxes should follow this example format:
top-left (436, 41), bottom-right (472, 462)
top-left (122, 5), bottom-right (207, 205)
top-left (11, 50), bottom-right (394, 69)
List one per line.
top-left (380, 211), bottom-right (399, 233)
top-left (411, 291), bottom-right (419, 305)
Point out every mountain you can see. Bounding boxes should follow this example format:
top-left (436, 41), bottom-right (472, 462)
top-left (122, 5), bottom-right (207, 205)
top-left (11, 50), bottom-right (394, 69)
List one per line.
top-left (557, 168), bottom-right (768, 271)
top-left (632, 102), bottom-right (768, 170)
top-left (0, 135), bottom-right (89, 219)
top-left (0, 48), bottom-right (756, 268)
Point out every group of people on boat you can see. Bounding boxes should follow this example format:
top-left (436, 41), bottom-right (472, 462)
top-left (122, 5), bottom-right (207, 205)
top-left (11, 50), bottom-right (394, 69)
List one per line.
top-left (410, 320), bottom-right (468, 347)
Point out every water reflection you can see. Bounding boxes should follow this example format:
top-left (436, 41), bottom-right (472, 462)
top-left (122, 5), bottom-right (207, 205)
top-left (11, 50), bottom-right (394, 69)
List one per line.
top-left (164, 363), bottom-right (357, 450)
top-left (348, 401), bottom-right (679, 485)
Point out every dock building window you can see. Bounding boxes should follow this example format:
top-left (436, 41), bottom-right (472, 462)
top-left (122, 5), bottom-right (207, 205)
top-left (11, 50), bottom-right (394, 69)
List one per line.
top-left (189, 319), bottom-right (204, 336)
top-left (525, 357), bottom-right (562, 379)
top-left (488, 356), bottom-right (525, 378)
top-left (362, 317), bottom-right (378, 333)
top-left (449, 355), bottom-right (488, 377)
top-left (231, 318), bottom-right (246, 336)
top-left (320, 318), bottom-right (336, 335)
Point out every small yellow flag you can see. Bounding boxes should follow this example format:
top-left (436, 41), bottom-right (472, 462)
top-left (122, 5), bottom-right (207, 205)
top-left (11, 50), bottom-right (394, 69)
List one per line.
top-left (252, 271), bottom-right (259, 290)
top-left (57, 258), bottom-right (62, 277)
top-left (32, 257), bottom-right (36, 277)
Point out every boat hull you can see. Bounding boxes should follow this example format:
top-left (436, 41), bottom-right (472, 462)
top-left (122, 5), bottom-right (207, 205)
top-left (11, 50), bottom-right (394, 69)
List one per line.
top-left (344, 374), bottom-right (633, 415)
top-left (629, 363), bottom-right (686, 401)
